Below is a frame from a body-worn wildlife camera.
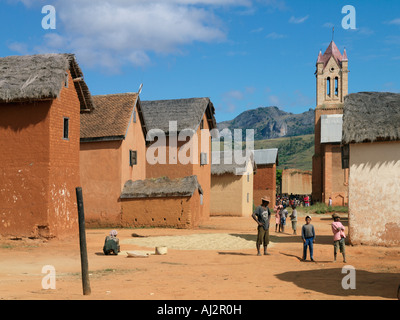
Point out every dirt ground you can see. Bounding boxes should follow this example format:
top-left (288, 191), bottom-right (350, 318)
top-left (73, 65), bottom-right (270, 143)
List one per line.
top-left (0, 212), bottom-right (399, 300)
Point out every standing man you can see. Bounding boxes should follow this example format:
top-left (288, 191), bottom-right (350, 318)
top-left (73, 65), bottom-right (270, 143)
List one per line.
top-left (301, 216), bottom-right (316, 262)
top-left (252, 196), bottom-right (272, 256)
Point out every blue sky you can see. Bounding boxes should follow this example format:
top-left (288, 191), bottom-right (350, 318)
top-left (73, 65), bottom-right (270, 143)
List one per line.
top-left (1, 0), bottom-right (399, 122)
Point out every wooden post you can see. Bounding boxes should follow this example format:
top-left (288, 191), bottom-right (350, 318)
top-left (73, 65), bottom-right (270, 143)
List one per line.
top-left (76, 187), bottom-right (91, 296)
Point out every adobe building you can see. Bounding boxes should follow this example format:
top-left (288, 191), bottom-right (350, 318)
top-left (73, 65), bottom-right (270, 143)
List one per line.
top-left (210, 151), bottom-right (256, 217)
top-left (80, 93), bottom-right (147, 227)
top-left (253, 148), bottom-right (278, 207)
top-left (0, 53), bottom-right (93, 239)
top-left (140, 98), bottom-right (217, 226)
top-left (120, 176), bottom-right (204, 228)
top-left (342, 92), bottom-right (400, 246)
top-left (312, 40), bottom-right (349, 206)
top-left (282, 169), bottom-right (312, 196)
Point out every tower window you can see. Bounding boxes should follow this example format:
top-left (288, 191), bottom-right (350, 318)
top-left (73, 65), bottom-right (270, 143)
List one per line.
top-left (327, 77), bottom-right (331, 96)
top-left (335, 77), bottom-right (339, 96)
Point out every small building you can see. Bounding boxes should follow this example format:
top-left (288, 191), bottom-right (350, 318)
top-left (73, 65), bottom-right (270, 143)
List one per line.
top-left (80, 92), bottom-right (147, 227)
top-left (210, 151), bottom-right (256, 217)
top-left (342, 92), bottom-right (400, 246)
top-left (0, 53), bottom-right (93, 239)
top-left (253, 148), bottom-right (278, 206)
top-left (281, 169), bottom-right (312, 196)
top-left (120, 176), bottom-right (204, 228)
top-left (141, 98), bottom-right (217, 226)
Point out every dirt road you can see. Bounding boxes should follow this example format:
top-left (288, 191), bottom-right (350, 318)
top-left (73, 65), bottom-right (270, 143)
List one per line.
top-left (0, 214), bottom-right (398, 300)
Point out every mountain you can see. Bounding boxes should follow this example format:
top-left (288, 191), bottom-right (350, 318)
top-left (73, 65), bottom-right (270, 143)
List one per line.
top-left (217, 106), bottom-right (315, 140)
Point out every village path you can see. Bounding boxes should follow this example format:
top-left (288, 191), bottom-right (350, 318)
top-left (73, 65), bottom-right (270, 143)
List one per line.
top-left (0, 213), bottom-right (399, 300)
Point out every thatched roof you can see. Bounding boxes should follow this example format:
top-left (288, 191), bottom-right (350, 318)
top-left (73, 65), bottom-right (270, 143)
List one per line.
top-left (141, 98), bottom-right (217, 140)
top-left (80, 93), bottom-right (147, 142)
top-left (211, 150), bottom-right (256, 176)
top-left (120, 175), bottom-right (203, 199)
top-left (0, 53), bottom-right (93, 111)
top-left (342, 92), bottom-right (400, 144)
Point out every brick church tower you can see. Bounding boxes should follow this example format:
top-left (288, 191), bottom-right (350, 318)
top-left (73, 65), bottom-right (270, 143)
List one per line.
top-left (312, 40), bottom-right (349, 206)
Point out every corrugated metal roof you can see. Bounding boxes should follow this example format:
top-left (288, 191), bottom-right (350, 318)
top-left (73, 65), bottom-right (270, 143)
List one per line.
top-left (321, 114), bottom-right (343, 144)
top-left (253, 148), bottom-right (278, 165)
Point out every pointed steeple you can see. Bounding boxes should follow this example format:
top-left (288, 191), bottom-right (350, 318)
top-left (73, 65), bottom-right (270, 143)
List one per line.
top-left (317, 40), bottom-right (346, 69)
top-left (342, 48), bottom-right (348, 61)
top-left (317, 50), bottom-right (323, 63)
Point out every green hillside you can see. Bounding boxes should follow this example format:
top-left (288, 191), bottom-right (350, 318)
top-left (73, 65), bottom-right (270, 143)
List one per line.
top-left (252, 134), bottom-right (314, 171)
top-left (212, 134), bottom-right (314, 171)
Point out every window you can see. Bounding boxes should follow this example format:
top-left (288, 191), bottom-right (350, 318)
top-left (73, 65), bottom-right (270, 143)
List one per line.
top-left (341, 145), bottom-right (349, 169)
top-left (129, 150), bottom-right (137, 166)
top-left (200, 193), bottom-right (203, 205)
top-left (327, 77), bottom-right (331, 96)
top-left (247, 193), bottom-right (250, 203)
top-left (200, 119), bottom-right (204, 130)
top-left (133, 108), bottom-right (137, 123)
top-left (200, 152), bottom-right (208, 166)
top-left (335, 77), bottom-right (339, 96)
top-left (247, 174), bottom-right (250, 182)
top-left (64, 73), bottom-right (68, 88)
top-left (63, 117), bottom-right (69, 140)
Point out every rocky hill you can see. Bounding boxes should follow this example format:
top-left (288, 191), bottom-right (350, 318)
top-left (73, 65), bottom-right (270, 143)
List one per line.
top-left (217, 106), bottom-right (315, 140)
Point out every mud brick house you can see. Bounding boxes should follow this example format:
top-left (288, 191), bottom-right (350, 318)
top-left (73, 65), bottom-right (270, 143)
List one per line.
top-left (281, 169), bottom-right (312, 196)
top-left (312, 40), bottom-right (349, 206)
top-left (342, 92), bottom-right (400, 246)
top-left (0, 53), bottom-right (93, 239)
top-left (210, 151), bottom-right (256, 217)
top-left (120, 175), bottom-right (204, 228)
top-left (253, 148), bottom-right (278, 207)
top-left (80, 92), bottom-right (147, 227)
top-left (138, 98), bottom-right (217, 227)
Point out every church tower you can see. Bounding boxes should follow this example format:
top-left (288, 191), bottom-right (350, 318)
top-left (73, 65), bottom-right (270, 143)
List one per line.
top-left (312, 40), bottom-right (349, 205)
top-left (316, 41), bottom-right (349, 107)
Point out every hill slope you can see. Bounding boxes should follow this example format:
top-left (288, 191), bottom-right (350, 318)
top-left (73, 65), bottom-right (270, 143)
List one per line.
top-left (218, 106), bottom-right (315, 140)
top-left (214, 106), bottom-right (315, 170)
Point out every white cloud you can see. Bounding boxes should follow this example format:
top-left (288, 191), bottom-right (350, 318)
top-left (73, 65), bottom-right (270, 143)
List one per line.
top-left (11, 0), bottom-right (290, 69)
top-left (386, 18), bottom-right (400, 25)
top-left (12, 0), bottom-right (255, 69)
top-left (323, 22), bottom-right (334, 28)
top-left (266, 32), bottom-right (286, 39)
top-left (289, 15), bottom-right (309, 24)
top-left (7, 41), bottom-right (29, 55)
top-left (268, 95), bottom-right (281, 106)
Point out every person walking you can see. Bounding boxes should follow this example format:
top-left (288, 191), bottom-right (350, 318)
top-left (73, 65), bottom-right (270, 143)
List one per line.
top-left (274, 204), bottom-right (282, 232)
top-left (252, 196), bottom-right (272, 256)
top-left (289, 205), bottom-right (298, 235)
top-left (280, 205), bottom-right (289, 233)
top-left (331, 213), bottom-right (346, 262)
top-left (301, 216), bottom-right (315, 261)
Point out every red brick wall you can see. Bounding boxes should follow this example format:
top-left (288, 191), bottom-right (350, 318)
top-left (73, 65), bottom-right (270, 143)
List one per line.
top-left (80, 140), bottom-right (123, 228)
top-left (0, 101), bottom-right (52, 237)
top-left (253, 164), bottom-right (276, 207)
top-left (46, 70), bottom-right (81, 238)
top-left (146, 113), bottom-right (211, 223)
top-left (0, 70), bottom-right (81, 239)
top-left (120, 192), bottom-right (202, 229)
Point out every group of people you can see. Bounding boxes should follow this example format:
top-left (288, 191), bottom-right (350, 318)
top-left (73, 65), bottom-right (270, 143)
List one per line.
top-left (252, 196), bottom-right (346, 262)
top-left (276, 194), bottom-right (311, 208)
top-left (273, 203), bottom-right (297, 235)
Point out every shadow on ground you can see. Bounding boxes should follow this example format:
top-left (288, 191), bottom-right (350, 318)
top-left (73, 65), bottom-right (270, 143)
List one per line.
top-left (230, 233), bottom-right (336, 245)
top-left (275, 267), bottom-right (399, 299)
